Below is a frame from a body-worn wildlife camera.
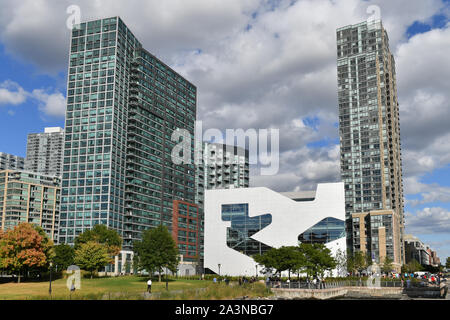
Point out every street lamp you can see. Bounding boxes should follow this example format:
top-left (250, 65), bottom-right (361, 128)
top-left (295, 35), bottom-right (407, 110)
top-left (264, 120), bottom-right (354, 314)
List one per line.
top-left (49, 262), bottom-right (53, 296)
top-left (218, 263), bottom-right (221, 277)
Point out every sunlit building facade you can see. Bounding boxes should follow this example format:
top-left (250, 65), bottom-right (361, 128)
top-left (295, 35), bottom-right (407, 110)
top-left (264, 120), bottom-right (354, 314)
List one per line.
top-left (0, 170), bottom-right (60, 241)
top-left (337, 20), bottom-right (405, 270)
top-left (59, 17), bottom-right (197, 258)
top-left (204, 183), bottom-right (346, 276)
top-left (25, 127), bottom-right (64, 177)
top-left (0, 152), bottom-right (25, 171)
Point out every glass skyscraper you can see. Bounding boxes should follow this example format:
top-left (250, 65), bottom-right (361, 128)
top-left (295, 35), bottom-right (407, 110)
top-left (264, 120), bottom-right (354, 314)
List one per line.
top-left (60, 17), bottom-right (196, 253)
top-left (337, 20), bottom-right (405, 269)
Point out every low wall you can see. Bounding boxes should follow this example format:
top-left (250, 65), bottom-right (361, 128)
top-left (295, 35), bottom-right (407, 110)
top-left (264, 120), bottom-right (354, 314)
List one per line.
top-left (345, 287), bottom-right (403, 299)
top-left (403, 287), bottom-right (441, 298)
top-left (272, 287), bottom-right (403, 300)
top-left (272, 287), bottom-right (347, 300)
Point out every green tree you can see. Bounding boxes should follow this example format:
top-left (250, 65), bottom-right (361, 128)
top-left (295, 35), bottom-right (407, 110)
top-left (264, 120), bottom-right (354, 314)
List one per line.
top-left (254, 246), bottom-right (303, 279)
top-left (253, 249), bottom-right (277, 275)
top-left (381, 256), bottom-right (394, 274)
top-left (74, 241), bottom-right (110, 279)
top-left (299, 243), bottom-right (336, 280)
top-left (74, 224), bottom-right (122, 260)
top-left (349, 250), bottom-right (368, 276)
top-left (446, 257), bottom-right (450, 270)
top-left (53, 244), bottom-right (75, 272)
top-left (133, 225), bottom-right (179, 282)
top-left (0, 223), bottom-right (54, 283)
top-left (404, 259), bottom-right (423, 273)
top-left (347, 250), bottom-right (355, 275)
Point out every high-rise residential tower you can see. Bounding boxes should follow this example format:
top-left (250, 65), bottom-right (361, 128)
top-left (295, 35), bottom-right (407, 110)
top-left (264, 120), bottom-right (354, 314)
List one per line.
top-left (195, 142), bottom-right (249, 208)
top-left (0, 170), bottom-right (60, 241)
top-left (0, 152), bottom-right (25, 170)
top-left (25, 127), bottom-right (64, 177)
top-left (337, 20), bottom-right (405, 270)
top-left (59, 17), bottom-right (197, 264)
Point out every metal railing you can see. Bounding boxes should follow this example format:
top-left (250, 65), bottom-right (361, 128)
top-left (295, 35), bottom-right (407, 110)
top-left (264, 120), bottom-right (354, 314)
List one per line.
top-left (267, 279), bottom-right (412, 289)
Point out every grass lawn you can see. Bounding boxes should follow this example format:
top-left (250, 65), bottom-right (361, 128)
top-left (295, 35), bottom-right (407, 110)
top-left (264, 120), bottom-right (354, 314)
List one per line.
top-left (0, 276), bottom-right (208, 300)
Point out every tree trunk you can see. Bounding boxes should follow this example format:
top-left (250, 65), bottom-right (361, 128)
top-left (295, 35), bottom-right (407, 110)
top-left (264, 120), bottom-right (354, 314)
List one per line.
top-left (18, 273), bottom-right (21, 284)
top-left (159, 268), bottom-right (162, 282)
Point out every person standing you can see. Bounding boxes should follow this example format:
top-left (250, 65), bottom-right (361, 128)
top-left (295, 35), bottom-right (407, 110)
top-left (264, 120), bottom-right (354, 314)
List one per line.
top-left (147, 279), bottom-right (152, 293)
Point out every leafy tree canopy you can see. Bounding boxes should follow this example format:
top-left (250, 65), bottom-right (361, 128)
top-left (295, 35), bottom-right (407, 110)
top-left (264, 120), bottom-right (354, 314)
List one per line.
top-left (53, 244), bottom-right (75, 271)
top-left (348, 250), bottom-right (371, 275)
top-left (381, 256), bottom-right (394, 274)
top-left (402, 259), bottom-right (423, 273)
top-left (298, 243), bottom-right (336, 279)
top-left (74, 224), bottom-right (122, 258)
top-left (133, 225), bottom-right (179, 282)
top-left (254, 246), bottom-right (304, 278)
top-left (74, 241), bottom-right (110, 278)
top-left (0, 223), bottom-right (54, 282)
top-left (254, 243), bottom-right (336, 280)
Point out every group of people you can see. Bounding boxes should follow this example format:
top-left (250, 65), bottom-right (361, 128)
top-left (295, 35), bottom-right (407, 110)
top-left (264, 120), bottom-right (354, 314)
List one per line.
top-left (238, 276), bottom-right (258, 285)
top-left (212, 277), bottom-right (230, 285)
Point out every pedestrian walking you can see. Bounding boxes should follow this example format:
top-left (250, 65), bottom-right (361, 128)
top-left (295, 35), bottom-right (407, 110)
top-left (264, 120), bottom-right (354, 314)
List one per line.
top-left (147, 279), bottom-right (152, 293)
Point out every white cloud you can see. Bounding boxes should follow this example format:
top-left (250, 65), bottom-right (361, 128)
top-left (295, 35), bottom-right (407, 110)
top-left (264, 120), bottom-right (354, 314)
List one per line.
top-left (405, 207), bottom-right (450, 234)
top-left (31, 89), bottom-right (66, 117)
top-left (250, 144), bottom-right (341, 192)
top-left (396, 25), bottom-right (450, 168)
top-left (0, 79), bottom-right (66, 117)
top-left (404, 176), bottom-right (450, 205)
top-left (425, 239), bottom-right (450, 262)
top-left (0, 80), bottom-right (27, 106)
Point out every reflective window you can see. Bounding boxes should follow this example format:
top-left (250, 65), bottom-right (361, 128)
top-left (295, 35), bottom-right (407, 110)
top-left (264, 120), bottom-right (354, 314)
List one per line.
top-left (298, 217), bottom-right (345, 244)
top-left (221, 204), bottom-right (272, 257)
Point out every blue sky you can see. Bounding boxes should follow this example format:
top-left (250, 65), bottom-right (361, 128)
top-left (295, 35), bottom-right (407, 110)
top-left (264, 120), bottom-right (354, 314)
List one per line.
top-left (0, 0), bottom-right (449, 262)
top-left (0, 43), bottom-right (65, 157)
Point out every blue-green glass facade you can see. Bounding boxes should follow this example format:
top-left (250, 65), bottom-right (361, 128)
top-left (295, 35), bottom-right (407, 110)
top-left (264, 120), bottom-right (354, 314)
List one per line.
top-left (60, 17), bottom-right (196, 250)
top-left (124, 48), bottom-right (196, 248)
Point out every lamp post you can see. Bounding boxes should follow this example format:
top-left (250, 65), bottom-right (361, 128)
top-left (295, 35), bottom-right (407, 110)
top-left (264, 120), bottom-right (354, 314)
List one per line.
top-left (49, 262), bottom-right (53, 296)
top-left (218, 264), bottom-right (221, 277)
